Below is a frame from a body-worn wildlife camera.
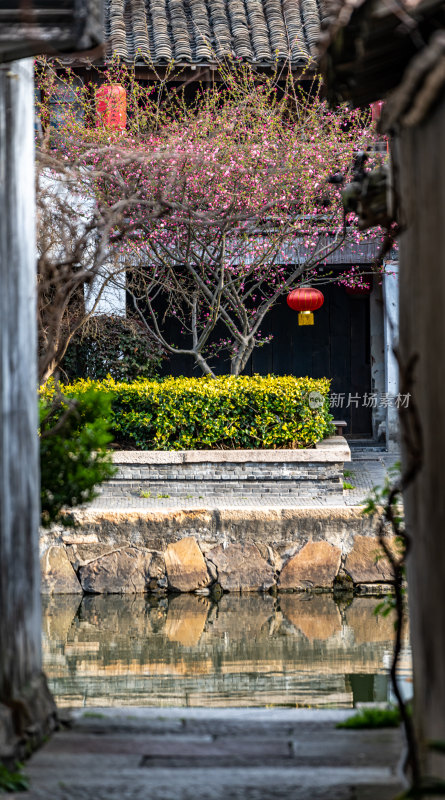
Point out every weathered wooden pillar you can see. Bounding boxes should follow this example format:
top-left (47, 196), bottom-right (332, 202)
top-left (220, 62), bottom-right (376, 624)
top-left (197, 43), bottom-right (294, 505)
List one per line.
top-left (395, 97), bottom-right (445, 778)
top-left (0, 59), bottom-right (55, 757)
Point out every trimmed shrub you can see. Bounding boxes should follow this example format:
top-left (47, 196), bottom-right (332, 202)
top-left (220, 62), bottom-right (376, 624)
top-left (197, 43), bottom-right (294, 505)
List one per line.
top-left (42, 375), bottom-right (334, 450)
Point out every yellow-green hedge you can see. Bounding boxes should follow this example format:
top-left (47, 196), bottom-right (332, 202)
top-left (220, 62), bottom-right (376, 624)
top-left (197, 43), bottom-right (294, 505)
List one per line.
top-left (42, 375), bottom-right (334, 450)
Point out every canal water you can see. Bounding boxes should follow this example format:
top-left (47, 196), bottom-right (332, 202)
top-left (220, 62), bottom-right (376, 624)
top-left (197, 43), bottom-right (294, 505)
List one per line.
top-left (42, 593), bottom-right (412, 709)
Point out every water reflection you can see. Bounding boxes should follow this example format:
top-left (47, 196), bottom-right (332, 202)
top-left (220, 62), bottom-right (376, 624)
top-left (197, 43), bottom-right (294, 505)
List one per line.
top-left (42, 593), bottom-right (411, 708)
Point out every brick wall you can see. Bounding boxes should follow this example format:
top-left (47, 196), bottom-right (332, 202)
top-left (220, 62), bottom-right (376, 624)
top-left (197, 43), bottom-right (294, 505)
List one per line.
top-left (98, 449), bottom-right (345, 502)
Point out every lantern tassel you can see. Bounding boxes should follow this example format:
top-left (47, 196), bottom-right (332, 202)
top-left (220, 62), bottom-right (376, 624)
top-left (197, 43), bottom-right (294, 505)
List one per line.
top-left (298, 311), bottom-right (314, 326)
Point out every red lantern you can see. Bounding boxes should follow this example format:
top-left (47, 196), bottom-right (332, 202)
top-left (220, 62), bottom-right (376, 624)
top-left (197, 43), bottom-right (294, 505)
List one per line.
top-left (370, 101), bottom-right (389, 154)
top-left (287, 288), bottom-right (324, 326)
top-left (371, 101), bottom-right (384, 122)
top-left (96, 84), bottom-right (127, 131)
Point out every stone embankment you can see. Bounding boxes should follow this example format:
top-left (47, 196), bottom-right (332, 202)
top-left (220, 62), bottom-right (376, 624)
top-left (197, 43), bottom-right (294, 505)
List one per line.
top-left (40, 440), bottom-right (397, 596)
top-left (40, 509), bottom-right (396, 596)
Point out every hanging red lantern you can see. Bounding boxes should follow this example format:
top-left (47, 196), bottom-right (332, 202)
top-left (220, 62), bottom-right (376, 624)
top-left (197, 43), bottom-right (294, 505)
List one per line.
top-left (287, 288), bottom-right (324, 326)
top-left (96, 84), bottom-right (127, 131)
top-left (371, 101), bottom-right (384, 122)
top-left (370, 101), bottom-right (389, 154)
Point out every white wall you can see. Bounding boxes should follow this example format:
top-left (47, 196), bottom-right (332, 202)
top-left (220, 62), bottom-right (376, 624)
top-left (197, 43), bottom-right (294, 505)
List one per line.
top-left (370, 279), bottom-right (386, 440)
top-left (382, 260), bottom-right (399, 451)
top-left (84, 266), bottom-right (126, 316)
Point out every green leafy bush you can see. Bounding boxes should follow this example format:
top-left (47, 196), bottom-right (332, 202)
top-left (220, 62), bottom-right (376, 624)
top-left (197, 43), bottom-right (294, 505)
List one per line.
top-left (336, 707), bottom-right (401, 729)
top-left (42, 375), bottom-right (334, 450)
top-left (60, 315), bottom-right (164, 382)
top-left (0, 762), bottom-right (29, 793)
top-left (39, 388), bottom-right (116, 526)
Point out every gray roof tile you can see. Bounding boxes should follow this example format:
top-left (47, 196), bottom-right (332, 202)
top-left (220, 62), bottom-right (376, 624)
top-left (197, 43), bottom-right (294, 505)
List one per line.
top-left (105, 0), bottom-right (318, 65)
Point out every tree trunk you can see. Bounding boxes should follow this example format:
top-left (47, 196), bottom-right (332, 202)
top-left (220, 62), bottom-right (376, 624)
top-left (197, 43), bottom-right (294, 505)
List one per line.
top-left (230, 338), bottom-right (255, 376)
top-left (0, 60), bottom-right (55, 758)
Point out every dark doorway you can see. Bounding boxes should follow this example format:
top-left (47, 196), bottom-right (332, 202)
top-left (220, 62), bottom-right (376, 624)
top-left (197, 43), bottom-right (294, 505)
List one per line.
top-left (248, 283), bottom-right (372, 437)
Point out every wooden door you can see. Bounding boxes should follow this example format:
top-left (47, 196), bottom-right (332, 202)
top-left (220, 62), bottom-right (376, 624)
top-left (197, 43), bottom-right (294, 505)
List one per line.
top-left (250, 283), bottom-right (372, 437)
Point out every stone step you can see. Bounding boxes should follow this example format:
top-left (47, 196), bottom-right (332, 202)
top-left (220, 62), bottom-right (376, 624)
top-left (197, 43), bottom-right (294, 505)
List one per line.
top-left (15, 709), bottom-right (404, 800)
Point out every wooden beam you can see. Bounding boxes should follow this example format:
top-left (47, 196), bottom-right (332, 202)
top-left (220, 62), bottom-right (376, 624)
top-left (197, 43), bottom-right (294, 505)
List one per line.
top-left (0, 0), bottom-right (104, 63)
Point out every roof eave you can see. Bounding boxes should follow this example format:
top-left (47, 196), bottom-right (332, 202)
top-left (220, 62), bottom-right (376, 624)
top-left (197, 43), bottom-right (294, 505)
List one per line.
top-left (318, 0), bottom-right (445, 109)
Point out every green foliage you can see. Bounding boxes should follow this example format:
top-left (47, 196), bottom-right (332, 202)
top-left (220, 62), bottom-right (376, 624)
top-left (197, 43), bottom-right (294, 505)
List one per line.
top-left (343, 481), bottom-right (356, 490)
top-left (374, 595), bottom-right (397, 618)
top-left (0, 762), bottom-right (29, 793)
top-left (61, 315), bottom-right (164, 383)
top-left (362, 462), bottom-right (406, 624)
top-left (336, 707), bottom-right (401, 729)
top-left (82, 712), bottom-right (106, 719)
top-left (42, 375), bottom-right (334, 451)
top-left (39, 388), bottom-right (116, 526)
top-left (429, 740), bottom-right (445, 754)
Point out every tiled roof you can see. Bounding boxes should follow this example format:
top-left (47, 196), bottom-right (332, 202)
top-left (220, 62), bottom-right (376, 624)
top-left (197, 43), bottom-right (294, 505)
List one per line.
top-left (105, 0), bottom-right (323, 66)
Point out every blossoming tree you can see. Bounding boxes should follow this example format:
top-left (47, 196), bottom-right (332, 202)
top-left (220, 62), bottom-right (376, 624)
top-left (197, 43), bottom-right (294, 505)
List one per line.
top-left (36, 62), bottom-right (384, 377)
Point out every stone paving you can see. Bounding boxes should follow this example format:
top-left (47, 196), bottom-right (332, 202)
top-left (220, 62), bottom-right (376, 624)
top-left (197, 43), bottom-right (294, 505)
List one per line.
top-left (14, 708), bottom-right (405, 800)
top-left (86, 449), bottom-right (400, 512)
top-left (343, 450), bottom-right (400, 507)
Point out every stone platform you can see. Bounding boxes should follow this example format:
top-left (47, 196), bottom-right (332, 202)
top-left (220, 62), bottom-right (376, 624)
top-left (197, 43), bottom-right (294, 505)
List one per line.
top-left (100, 438), bottom-right (350, 504)
top-left (14, 707), bottom-right (404, 800)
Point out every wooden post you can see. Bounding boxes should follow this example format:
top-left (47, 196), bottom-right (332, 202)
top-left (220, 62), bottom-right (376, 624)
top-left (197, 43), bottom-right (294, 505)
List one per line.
top-left (396, 96), bottom-right (445, 778)
top-left (0, 59), bottom-right (55, 755)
